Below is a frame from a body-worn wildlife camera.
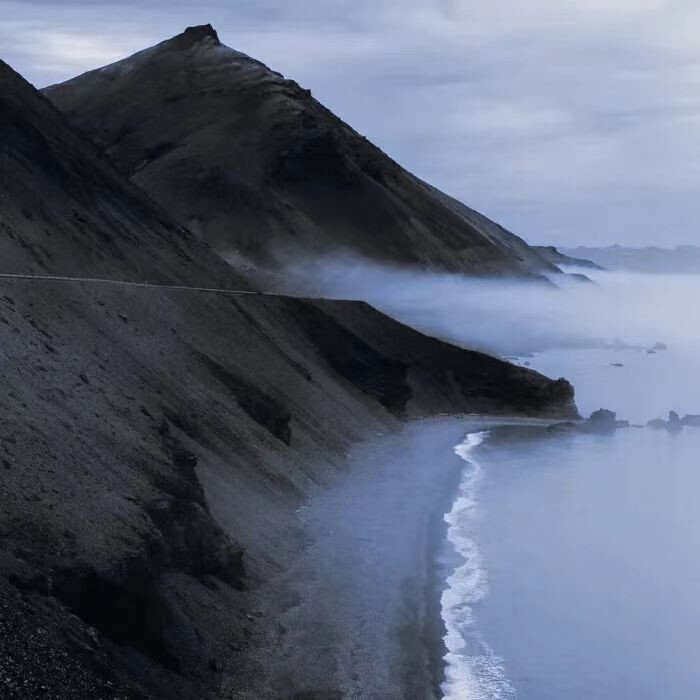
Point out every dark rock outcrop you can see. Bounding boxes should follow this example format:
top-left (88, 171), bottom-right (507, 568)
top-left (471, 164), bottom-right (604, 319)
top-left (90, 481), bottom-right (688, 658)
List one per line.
top-left (669, 410), bottom-right (682, 430)
top-left (647, 411), bottom-right (683, 431)
top-left (582, 408), bottom-right (618, 432)
top-left (180, 24), bottom-right (219, 44)
top-left (647, 418), bottom-right (668, 429)
top-left (548, 408), bottom-right (628, 435)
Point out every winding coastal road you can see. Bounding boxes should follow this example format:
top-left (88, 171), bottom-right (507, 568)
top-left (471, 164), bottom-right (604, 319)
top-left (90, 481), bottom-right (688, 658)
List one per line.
top-left (0, 272), bottom-right (282, 297)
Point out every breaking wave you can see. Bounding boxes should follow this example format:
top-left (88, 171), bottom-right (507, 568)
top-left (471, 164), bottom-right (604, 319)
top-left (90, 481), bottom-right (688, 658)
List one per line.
top-left (441, 431), bottom-right (515, 700)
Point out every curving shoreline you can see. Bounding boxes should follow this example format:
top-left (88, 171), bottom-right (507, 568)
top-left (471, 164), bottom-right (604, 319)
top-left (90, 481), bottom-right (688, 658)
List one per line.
top-left (428, 418), bottom-right (564, 699)
top-left (255, 418), bottom-right (469, 698)
top-left (253, 416), bottom-right (559, 698)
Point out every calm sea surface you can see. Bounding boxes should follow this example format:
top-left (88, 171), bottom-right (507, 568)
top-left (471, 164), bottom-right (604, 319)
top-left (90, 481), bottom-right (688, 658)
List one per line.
top-left (441, 346), bottom-right (700, 699)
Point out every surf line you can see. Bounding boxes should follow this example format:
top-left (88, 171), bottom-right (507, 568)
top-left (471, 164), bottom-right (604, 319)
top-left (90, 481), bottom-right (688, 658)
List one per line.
top-left (440, 431), bottom-right (515, 700)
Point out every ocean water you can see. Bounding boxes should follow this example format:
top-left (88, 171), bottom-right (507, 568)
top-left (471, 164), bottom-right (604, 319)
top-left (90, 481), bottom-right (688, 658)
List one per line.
top-left (308, 258), bottom-right (700, 697)
top-left (441, 346), bottom-right (700, 699)
top-left (440, 431), bottom-right (515, 700)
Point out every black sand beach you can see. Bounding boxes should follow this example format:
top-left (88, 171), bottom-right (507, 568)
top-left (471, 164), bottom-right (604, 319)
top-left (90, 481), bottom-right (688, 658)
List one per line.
top-left (249, 417), bottom-right (556, 698)
top-left (253, 418), bottom-right (469, 698)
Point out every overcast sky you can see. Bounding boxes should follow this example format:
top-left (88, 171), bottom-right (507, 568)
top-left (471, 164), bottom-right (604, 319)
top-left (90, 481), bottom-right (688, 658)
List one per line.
top-left (3, 0), bottom-right (700, 247)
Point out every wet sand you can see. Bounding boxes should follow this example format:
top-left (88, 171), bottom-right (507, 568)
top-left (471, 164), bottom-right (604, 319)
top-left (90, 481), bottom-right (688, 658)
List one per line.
top-left (262, 418), bottom-right (467, 698)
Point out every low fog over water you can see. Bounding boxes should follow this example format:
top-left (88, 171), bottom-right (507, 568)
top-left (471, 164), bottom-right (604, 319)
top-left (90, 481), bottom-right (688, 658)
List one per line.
top-left (290, 257), bottom-right (700, 422)
top-left (295, 257), bottom-right (700, 697)
top-left (291, 257), bottom-right (695, 351)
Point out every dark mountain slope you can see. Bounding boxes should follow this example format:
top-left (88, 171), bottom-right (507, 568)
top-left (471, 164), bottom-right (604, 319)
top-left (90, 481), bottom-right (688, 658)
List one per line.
top-left (1, 53), bottom-right (576, 698)
top-left (45, 25), bottom-right (557, 277)
top-left (0, 281), bottom-right (575, 698)
top-left (0, 58), bottom-right (240, 286)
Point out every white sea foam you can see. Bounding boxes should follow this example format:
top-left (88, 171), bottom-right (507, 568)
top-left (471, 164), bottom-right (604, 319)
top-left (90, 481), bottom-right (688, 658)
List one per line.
top-left (441, 431), bottom-right (515, 700)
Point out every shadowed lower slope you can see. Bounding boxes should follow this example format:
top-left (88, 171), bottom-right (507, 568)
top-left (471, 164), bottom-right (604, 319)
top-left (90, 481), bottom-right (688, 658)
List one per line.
top-left (0, 280), bottom-right (576, 697)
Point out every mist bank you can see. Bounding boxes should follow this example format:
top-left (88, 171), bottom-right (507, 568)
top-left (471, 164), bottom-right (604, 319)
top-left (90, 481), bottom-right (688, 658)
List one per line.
top-left (285, 256), bottom-right (700, 357)
top-left (561, 245), bottom-right (700, 274)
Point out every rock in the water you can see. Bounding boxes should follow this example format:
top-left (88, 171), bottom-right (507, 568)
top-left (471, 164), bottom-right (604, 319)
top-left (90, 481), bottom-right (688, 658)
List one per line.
top-left (651, 342), bottom-right (668, 351)
top-left (682, 414), bottom-right (700, 427)
top-left (549, 409), bottom-right (629, 435)
top-left (582, 409), bottom-right (618, 433)
top-left (647, 418), bottom-right (668, 429)
top-left (647, 413), bottom-right (683, 431)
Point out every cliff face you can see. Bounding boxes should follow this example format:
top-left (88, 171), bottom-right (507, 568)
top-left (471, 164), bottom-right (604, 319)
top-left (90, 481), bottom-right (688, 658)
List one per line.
top-left (1, 51), bottom-right (577, 698)
top-left (44, 26), bottom-right (557, 278)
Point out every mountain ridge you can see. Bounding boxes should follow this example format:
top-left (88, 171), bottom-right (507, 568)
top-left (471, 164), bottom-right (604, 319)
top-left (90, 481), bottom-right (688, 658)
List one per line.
top-left (44, 26), bottom-right (559, 279)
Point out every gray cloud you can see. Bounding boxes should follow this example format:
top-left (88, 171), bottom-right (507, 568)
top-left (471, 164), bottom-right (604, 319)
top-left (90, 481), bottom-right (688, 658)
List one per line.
top-left (3, 0), bottom-right (700, 246)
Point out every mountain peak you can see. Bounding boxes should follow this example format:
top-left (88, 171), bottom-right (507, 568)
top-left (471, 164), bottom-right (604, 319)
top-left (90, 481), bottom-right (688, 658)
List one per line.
top-left (175, 24), bottom-right (220, 47)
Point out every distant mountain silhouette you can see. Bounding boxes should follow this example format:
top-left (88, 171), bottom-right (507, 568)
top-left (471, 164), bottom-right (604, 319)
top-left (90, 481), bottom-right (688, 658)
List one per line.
top-left (562, 245), bottom-right (700, 273)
